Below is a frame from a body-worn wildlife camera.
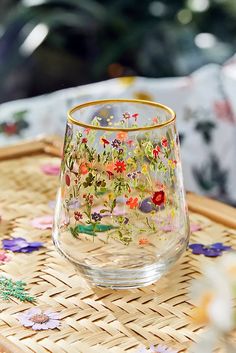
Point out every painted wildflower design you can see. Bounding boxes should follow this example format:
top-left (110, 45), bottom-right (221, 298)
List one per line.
top-left (60, 111), bottom-right (182, 246)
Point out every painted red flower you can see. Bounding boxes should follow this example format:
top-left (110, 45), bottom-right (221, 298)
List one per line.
top-left (153, 146), bottom-right (161, 158)
top-left (79, 163), bottom-right (89, 175)
top-left (74, 211), bottom-right (83, 221)
top-left (84, 128), bottom-right (91, 134)
top-left (139, 238), bottom-right (149, 246)
top-left (161, 137), bottom-right (168, 148)
top-left (107, 171), bottom-right (114, 180)
top-left (82, 138), bottom-right (88, 143)
top-left (126, 139), bottom-right (134, 147)
top-left (114, 160), bottom-right (126, 173)
top-left (101, 138), bottom-right (110, 148)
top-left (65, 174), bottom-right (70, 186)
top-left (116, 131), bottom-right (128, 141)
top-left (132, 113), bottom-right (139, 121)
top-left (151, 190), bottom-right (165, 206)
top-left (152, 117), bottom-right (158, 124)
top-left (126, 197), bottom-right (139, 209)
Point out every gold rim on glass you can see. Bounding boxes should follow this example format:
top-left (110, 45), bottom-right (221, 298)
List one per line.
top-left (67, 98), bottom-right (176, 132)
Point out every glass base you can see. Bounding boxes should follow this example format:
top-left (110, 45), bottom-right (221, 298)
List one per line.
top-left (78, 263), bottom-right (167, 289)
top-left (53, 231), bottom-right (187, 289)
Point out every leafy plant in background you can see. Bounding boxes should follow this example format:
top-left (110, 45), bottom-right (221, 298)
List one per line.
top-left (0, 0), bottom-right (236, 102)
top-left (192, 153), bottom-right (228, 201)
top-left (0, 110), bottom-right (29, 135)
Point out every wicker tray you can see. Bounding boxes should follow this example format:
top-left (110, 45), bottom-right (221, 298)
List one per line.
top-left (0, 137), bottom-right (236, 353)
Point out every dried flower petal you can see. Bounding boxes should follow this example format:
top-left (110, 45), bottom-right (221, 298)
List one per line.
top-left (41, 164), bottom-right (60, 176)
top-left (189, 243), bottom-right (232, 257)
top-left (31, 215), bottom-right (53, 230)
top-left (2, 237), bottom-right (43, 253)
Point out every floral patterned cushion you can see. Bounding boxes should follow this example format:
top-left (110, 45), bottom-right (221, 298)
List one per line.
top-left (0, 61), bottom-right (235, 205)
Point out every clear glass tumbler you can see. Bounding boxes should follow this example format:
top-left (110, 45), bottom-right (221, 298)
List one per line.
top-left (53, 99), bottom-right (189, 288)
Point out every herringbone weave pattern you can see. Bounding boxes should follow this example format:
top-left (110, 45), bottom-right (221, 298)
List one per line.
top-left (0, 154), bottom-right (236, 353)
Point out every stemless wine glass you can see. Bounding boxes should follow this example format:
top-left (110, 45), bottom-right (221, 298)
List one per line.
top-left (53, 99), bottom-right (189, 289)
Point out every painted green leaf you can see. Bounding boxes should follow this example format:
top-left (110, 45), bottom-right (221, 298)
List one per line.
top-left (72, 224), bottom-right (117, 237)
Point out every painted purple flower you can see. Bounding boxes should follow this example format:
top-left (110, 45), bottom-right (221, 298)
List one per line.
top-left (111, 139), bottom-right (121, 149)
top-left (18, 308), bottom-right (60, 330)
top-left (92, 206), bottom-right (126, 217)
top-left (41, 164), bottom-right (60, 176)
top-left (139, 198), bottom-right (156, 213)
top-left (189, 243), bottom-right (232, 257)
top-left (2, 237), bottom-right (43, 253)
top-left (136, 344), bottom-right (178, 353)
top-left (124, 217), bottom-right (129, 224)
top-left (127, 171), bottom-right (141, 179)
top-left (91, 212), bottom-right (102, 222)
top-left (160, 224), bottom-right (175, 232)
top-left (66, 198), bottom-right (80, 209)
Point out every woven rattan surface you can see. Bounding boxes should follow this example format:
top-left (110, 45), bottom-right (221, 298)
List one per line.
top-left (0, 146), bottom-right (236, 353)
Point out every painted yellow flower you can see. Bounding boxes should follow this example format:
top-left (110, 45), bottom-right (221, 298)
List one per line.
top-left (141, 164), bottom-right (148, 174)
top-left (134, 146), bottom-right (142, 157)
top-left (126, 157), bottom-right (137, 168)
top-left (108, 193), bottom-right (115, 200)
top-left (168, 159), bottom-right (177, 169)
top-left (170, 208), bottom-right (175, 218)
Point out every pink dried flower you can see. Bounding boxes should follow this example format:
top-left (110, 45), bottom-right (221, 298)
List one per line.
top-left (18, 308), bottom-right (60, 330)
top-left (136, 344), bottom-right (178, 353)
top-left (41, 164), bottom-right (60, 176)
top-left (190, 223), bottom-right (202, 233)
top-left (31, 215), bottom-right (53, 230)
top-left (0, 250), bottom-right (11, 264)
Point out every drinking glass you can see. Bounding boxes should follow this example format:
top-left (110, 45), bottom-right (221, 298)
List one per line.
top-left (53, 99), bottom-right (189, 288)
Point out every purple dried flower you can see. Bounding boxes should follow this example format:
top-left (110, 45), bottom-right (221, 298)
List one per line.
top-left (18, 308), bottom-right (60, 330)
top-left (111, 139), bottom-right (121, 149)
top-left (189, 242), bottom-right (232, 257)
top-left (91, 212), bottom-right (102, 222)
top-left (2, 237), bottom-right (43, 253)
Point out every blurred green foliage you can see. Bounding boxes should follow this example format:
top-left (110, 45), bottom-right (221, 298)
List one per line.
top-left (0, 0), bottom-right (236, 102)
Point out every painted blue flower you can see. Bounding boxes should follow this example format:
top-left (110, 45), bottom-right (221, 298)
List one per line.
top-left (2, 237), bottom-right (43, 253)
top-left (189, 242), bottom-right (232, 257)
top-left (91, 212), bottom-right (102, 222)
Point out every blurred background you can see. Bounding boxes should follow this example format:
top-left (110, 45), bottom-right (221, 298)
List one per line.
top-left (0, 0), bottom-right (236, 104)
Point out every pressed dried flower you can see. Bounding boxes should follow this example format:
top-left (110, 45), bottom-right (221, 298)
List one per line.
top-left (41, 164), bottom-right (60, 176)
top-left (18, 308), bottom-right (60, 330)
top-left (31, 215), bottom-right (53, 230)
